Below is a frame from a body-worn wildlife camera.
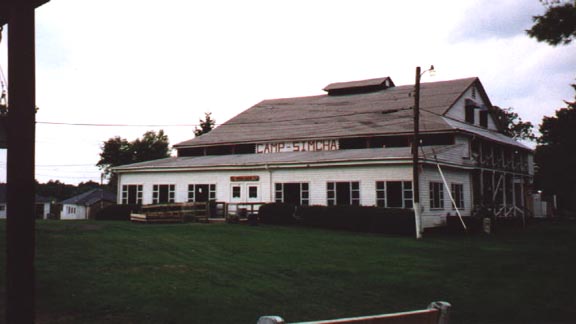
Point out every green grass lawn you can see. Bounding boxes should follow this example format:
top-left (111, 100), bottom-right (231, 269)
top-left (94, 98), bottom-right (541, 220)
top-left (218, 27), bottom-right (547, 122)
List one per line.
top-left (1, 220), bottom-right (575, 323)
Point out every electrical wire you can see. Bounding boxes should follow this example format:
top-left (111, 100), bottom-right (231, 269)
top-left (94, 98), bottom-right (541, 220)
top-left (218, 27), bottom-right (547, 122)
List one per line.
top-left (37, 121), bottom-right (205, 127)
top-left (35, 107), bottom-right (414, 128)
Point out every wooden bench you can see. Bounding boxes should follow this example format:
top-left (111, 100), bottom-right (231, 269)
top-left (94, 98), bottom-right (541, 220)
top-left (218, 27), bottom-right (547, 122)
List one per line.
top-left (257, 301), bottom-right (450, 324)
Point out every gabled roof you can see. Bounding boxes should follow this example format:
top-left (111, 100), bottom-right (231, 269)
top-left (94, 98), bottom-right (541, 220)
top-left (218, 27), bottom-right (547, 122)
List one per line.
top-left (175, 77), bottom-right (479, 149)
top-left (60, 189), bottom-right (116, 206)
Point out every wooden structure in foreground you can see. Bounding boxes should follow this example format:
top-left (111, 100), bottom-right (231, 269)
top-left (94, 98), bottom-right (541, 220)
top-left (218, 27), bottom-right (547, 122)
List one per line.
top-left (2, 1), bottom-right (51, 322)
top-left (257, 301), bottom-right (450, 324)
top-left (130, 201), bottom-right (264, 224)
top-left (130, 202), bottom-right (226, 223)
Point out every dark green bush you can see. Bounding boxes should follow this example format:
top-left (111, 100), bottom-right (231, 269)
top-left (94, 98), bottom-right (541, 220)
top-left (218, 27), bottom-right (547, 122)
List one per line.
top-left (296, 205), bottom-right (327, 227)
top-left (446, 215), bottom-right (482, 233)
top-left (298, 205), bottom-right (415, 235)
top-left (258, 203), bottom-right (297, 225)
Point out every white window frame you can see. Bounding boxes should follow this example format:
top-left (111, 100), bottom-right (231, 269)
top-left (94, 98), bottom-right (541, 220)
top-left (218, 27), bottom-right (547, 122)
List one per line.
top-left (327, 181), bottom-right (360, 206)
top-left (274, 182), bottom-right (310, 206)
top-left (152, 184), bottom-right (175, 204)
top-left (376, 181), bottom-right (413, 208)
top-left (451, 183), bottom-right (465, 210)
top-left (121, 184), bottom-right (143, 205)
top-left (188, 184), bottom-right (216, 202)
top-left (429, 182), bottom-right (444, 210)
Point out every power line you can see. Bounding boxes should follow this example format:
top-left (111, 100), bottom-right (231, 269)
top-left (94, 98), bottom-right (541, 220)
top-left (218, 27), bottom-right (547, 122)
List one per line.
top-left (37, 121), bottom-right (204, 127)
top-left (35, 173), bottom-right (101, 180)
top-left (35, 163), bottom-right (96, 167)
top-left (35, 107), bottom-right (415, 128)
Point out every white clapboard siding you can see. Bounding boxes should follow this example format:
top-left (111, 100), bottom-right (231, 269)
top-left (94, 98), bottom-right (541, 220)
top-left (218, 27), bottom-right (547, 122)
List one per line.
top-left (119, 163), bottom-right (476, 229)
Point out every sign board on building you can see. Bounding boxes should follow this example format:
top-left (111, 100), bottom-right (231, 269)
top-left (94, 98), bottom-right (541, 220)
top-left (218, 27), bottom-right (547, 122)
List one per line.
top-left (230, 176), bottom-right (260, 182)
top-left (256, 139), bottom-right (339, 154)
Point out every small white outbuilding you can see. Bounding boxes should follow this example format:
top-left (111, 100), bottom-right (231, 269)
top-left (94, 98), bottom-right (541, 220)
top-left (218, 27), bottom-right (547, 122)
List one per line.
top-left (60, 188), bottom-right (116, 220)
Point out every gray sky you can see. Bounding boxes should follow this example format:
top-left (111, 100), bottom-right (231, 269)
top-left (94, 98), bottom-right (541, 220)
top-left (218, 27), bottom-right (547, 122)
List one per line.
top-left (0, 0), bottom-right (574, 184)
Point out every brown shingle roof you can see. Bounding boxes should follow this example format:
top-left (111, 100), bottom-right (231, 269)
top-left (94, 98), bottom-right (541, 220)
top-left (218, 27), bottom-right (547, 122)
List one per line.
top-left (175, 77), bottom-right (479, 148)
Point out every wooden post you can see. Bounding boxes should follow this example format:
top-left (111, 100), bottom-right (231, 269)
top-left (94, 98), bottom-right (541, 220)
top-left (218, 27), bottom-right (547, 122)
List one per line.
top-left (413, 66), bottom-right (422, 239)
top-left (6, 3), bottom-right (37, 323)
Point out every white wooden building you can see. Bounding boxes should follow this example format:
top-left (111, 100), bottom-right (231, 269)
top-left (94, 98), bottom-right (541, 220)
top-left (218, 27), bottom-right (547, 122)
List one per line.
top-left (114, 76), bottom-right (533, 229)
top-left (0, 183), bottom-right (51, 220)
top-left (60, 188), bottom-right (116, 220)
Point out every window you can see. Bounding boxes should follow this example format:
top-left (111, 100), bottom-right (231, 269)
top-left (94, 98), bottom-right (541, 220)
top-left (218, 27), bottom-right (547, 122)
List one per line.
top-left (376, 181), bottom-right (412, 208)
top-left (188, 184), bottom-right (216, 202)
top-left (465, 105), bottom-right (475, 124)
top-left (152, 184), bottom-right (175, 204)
top-left (451, 183), bottom-right (465, 209)
top-left (275, 183), bottom-right (310, 205)
top-left (248, 186), bottom-right (258, 199)
top-left (232, 186), bottom-right (241, 198)
top-left (429, 182), bottom-right (444, 209)
top-left (67, 206), bottom-right (76, 214)
top-left (327, 181), bottom-right (360, 206)
top-left (0, 204), bottom-right (6, 211)
top-left (479, 110), bottom-right (488, 128)
top-left (122, 185), bottom-right (143, 205)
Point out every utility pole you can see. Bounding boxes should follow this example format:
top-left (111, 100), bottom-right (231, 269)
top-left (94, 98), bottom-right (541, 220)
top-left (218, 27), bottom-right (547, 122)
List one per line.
top-left (412, 65), bottom-right (435, 240)
top-left (413, 67), bottom-right (422, 239)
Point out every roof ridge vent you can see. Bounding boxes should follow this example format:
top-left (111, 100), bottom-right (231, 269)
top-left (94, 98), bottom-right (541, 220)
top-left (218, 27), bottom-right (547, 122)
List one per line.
top-left (323, 77), bottom-right (395, 96)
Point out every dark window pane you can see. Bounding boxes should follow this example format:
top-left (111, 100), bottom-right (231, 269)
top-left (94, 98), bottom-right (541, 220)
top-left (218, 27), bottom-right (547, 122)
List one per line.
top-left (386, 181), bottom-right (403, 208)
top-left (336, 182), bottom-right (351, 205)
top-left (232, 186), bottom-right (241, 198)
top-left (249, 186), bottom-right (258, 198)
top-left (351, 182), bottom-right (359, 190)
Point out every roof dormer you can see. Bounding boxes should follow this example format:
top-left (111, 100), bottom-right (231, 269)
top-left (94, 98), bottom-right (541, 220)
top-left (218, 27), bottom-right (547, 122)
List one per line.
top-left (323, 77), bottom-right (395, 95)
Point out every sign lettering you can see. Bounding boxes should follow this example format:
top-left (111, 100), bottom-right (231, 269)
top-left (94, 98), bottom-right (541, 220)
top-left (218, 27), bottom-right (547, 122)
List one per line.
top-left (256, 139), bottom-right (339, 154)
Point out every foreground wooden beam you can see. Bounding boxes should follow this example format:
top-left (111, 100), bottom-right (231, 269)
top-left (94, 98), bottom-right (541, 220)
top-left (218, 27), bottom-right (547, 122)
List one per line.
top-left (3, 1), bottom-right (48, 322)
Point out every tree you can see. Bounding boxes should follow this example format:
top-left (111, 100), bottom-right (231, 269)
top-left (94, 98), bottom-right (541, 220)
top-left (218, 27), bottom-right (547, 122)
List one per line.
top-left (36, 180), bottom-right (101, 202)
top-left (492, 106), bottom-right (536, 141)
top-left (194, 112), bottom-right (216, 137)
top-left (526, 0), bottom-right (576, 46)
top-left (534, 84), bottom-right (576, 213)
top-left (97, 130), bottom-right (171, 187)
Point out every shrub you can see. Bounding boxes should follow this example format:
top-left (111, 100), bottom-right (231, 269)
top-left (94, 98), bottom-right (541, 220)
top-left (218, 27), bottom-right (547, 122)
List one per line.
top-left (446, 215), bottom-right (482, 234)
top-left (94, 204), bottom-right (140, 221)
top-left (298, 205), bottom-right (415, 235)
top-left (258, 203), bottom-right (297, 225)
top-left (297, 205), bottom-right (327, 227)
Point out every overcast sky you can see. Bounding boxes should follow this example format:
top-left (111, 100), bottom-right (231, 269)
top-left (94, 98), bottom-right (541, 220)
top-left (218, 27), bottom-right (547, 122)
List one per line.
top-left (0, 0), bottom-right (574, 184)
